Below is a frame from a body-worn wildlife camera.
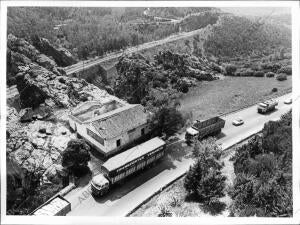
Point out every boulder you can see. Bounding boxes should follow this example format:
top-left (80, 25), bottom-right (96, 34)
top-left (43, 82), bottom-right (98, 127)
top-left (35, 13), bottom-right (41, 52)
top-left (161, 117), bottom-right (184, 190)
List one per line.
top-left (31, 35), bottom-right (77, 67)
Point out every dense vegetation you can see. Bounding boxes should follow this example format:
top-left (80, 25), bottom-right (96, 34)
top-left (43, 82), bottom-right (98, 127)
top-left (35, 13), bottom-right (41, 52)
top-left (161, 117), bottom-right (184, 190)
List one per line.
top-left (7, 7), bottom-right (219, 60)
top-left (204, 15), bottom-right (291, 58)
top-left (184, 138), bottom-right (226, 214)
top-left (114, 51), bottom-right (218, 107)
top-left (229, 111), bottom-right (292, 217)
top-left (62, 139), bottom-right (91, 177)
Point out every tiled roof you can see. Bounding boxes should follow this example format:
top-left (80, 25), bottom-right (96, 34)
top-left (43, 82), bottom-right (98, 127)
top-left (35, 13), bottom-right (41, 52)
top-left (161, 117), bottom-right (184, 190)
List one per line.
top-left (92, 104), bottom-right (148, 139)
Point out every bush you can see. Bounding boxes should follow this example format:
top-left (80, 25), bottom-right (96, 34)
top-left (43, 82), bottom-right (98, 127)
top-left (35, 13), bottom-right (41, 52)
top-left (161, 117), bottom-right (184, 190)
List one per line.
top-left (277, 66), bottom-right (292, 75)
top-left (253, 71), bottom-right (264, 77)
top-left (196, 169), bottom-right (226, 202)
top-left (261, 63), bottom-right (281, 72)
top-left (62, 139), bottom-right (91, 176)
top-left (158, 204), bottom-right (172, 217)
top-left (179, 82), bottom-right (189, 93)
top-left (265, 72), bottom-right (275, 77)
top-left (240, 69), bottom-right (254, 77)
top-left (276, 73), bottom-right (287, 81)
top-left (272, 88), bottom-right (278, 92)
top-left (211, 62), bottom-right (222, 73)
top-left (224, 64), bottom-right (237, 76)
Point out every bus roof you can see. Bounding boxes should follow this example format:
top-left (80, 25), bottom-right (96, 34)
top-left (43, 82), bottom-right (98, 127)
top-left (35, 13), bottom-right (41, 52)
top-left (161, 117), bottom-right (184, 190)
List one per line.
top-left (102, 137), bottom-right (166, 172)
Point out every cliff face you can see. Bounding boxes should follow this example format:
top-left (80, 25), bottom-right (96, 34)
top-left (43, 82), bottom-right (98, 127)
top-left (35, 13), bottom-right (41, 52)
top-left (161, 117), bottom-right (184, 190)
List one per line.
top-left (31, 35), bottom-right (77, 67)
top-left (7, 34), bottom-right (112, 109)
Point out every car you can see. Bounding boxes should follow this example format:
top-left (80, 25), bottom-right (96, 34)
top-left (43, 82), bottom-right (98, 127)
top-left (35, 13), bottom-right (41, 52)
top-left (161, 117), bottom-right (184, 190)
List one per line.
top-left (232, 118), bottom-right (244, 126)
top-left (284, 98), bottom-right (292, 104)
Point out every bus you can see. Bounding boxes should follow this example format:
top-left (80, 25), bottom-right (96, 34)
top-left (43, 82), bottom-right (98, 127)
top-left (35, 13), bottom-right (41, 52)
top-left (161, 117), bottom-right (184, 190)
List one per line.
top-left (91, 137), bottom-right (166, 196)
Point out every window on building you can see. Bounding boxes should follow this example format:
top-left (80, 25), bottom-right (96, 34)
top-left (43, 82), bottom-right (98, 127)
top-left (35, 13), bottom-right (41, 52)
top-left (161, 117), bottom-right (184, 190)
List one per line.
top-left (128, 128), bottom-right (136, 134)
top-left (87, 128), bottom-right (104, 146)
top-left (116, 139), bottom-right (121, 147)
top-left (141, 128), bottom-right (145, 136)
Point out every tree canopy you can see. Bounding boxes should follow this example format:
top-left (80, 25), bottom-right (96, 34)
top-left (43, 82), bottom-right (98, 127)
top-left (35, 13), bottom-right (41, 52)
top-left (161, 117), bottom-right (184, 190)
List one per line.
top-left (62, 139), bottom-right (91, 176)
top-left (229, 110), bottom-right (292, 217)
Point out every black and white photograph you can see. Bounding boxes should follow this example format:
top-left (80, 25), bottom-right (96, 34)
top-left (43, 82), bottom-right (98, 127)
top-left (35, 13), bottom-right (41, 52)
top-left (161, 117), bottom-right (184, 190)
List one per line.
top-left (0, 1), bottom-right (299, 224)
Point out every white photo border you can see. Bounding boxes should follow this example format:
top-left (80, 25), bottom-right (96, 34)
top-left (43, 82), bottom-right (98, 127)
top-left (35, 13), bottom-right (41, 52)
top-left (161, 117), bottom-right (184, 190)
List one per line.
top-left (0, 1), bottom-right (299, 224)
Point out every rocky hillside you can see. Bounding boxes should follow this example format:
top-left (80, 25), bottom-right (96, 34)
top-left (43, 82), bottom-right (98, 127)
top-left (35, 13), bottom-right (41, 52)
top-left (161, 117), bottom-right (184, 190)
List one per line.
top-left (6, 34), bottom-right (119, 191)
top-left (7, 34), bottom-right (113, 109)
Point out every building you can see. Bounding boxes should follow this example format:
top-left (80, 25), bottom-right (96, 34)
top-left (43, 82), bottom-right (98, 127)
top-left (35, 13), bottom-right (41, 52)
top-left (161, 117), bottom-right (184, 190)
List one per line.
top-left (68, 99), bottom-right (151, 157)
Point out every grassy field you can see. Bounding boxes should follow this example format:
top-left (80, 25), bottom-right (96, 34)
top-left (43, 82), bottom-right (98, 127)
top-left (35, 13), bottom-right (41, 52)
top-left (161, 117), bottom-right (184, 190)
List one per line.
top-left (179, 76), bottom-right (292, 121)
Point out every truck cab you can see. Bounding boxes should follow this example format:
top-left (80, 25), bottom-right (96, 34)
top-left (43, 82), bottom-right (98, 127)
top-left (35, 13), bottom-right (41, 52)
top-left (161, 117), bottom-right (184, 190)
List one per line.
top-left (257, 100), bottom-right (278, 114)
top-left (185, 127), bottom-right (199, 145)
top-left (91, 173), bottom-right (110, 197)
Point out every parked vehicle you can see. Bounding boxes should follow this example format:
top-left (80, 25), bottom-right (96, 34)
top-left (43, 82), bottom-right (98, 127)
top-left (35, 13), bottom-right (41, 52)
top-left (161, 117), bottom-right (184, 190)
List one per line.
top-left (91, 137), bottom-right (166, 197)
top-left (284, 98), bottom-right (292, 104)
top-left (185, 116), bottom-right (225, 144)
top-left (232, 118), bottom-right (244, 126)
top-left (31, 195), bottom-right (71, 216)
top-left (257, 99), bottom-right (278, 114)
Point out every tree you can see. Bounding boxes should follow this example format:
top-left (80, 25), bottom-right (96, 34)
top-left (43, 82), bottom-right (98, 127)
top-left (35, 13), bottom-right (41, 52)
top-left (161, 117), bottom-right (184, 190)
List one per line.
top-left (196, 169), bottom-right (226, 202)
top-left (229, 111), bottom-right (292, 217)
top-left (192, 137), bottom-right (222, 160)
top-left (150, 105), bottom-right (185, 138)
top-left (184, 158), bottom-right (226, 203)
top-left (184, 159), bottom-right (205, 196)
top-left (62, 139), bottom-right (91, 176)
top-left (224, 64), bottom-right (237, 76)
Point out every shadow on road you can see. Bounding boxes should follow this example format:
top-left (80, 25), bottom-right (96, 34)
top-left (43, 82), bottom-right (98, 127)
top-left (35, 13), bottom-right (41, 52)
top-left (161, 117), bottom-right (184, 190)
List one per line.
top-left (215, 132), bottom-right (226, 139)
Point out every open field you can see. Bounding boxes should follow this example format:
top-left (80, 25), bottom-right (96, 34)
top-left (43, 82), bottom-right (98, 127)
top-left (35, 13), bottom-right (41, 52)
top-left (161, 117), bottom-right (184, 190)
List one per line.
top-left (179, 76), bottom-right (292, 120)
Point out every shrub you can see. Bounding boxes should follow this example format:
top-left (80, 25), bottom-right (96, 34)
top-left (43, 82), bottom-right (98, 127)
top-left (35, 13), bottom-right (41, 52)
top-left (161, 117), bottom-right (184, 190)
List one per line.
top-left (211, 62), bottom-right (222, 73)
top-left (196, 169), bottom-right (226, 202)
top-left (253, 71), bottom-right (264, 77)
top-left (169, 196), bottom-right (181, 207)
top-left (62, 139), bottom-right (91, 176)
top-left (158, 204), bottom-right (172, 217)
top-left (272, 88), bottom-right (278, 92)
top-left (240, 69), bottom-right (254, 77)
top-left (224, 64), bottom-right (237, 76)
top-left (276, 73), bottom-right (287, 81)
top-left (265, 72), bottom-right (275, 77)
top-left (261, 63), bottom-right (281, 72)
top-left (277, 66), bottom-right (292, 75)
top-left (179, 82), bottom-right (189, 93)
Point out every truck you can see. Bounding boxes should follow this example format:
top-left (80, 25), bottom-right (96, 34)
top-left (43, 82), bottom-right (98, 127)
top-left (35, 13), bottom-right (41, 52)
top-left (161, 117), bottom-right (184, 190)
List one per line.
top-left (185, 116), bottom-right (225, 144)
top-left (257, 99), bottom-right (278, 114)
top-left (31, 195), bottom-right (71, 216)
top-left (91, 137), bottom-right (166, 197)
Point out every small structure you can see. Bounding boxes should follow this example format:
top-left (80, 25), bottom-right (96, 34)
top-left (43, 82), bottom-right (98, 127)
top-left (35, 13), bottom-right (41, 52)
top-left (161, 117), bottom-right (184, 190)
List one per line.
top-left (68, 99), bottom-right (150, 157)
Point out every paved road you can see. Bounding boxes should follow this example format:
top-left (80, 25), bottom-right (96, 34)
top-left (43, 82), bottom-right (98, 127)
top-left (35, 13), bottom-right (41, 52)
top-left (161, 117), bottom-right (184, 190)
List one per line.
top-left (64, 29), bottom-right (204, 75)
top-left (65, 93), bottom-right (292, 216)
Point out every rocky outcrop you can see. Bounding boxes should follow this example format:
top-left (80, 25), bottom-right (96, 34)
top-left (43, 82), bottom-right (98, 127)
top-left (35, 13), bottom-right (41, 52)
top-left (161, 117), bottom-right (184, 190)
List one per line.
top-left (6, 120), bottom-right (77, 184)
top-left (31, 35), bottom-right (77, 67)
top-left (8, 34), bottom-right (113, 109)
top-left (6, 34), bottom-right (121, 187)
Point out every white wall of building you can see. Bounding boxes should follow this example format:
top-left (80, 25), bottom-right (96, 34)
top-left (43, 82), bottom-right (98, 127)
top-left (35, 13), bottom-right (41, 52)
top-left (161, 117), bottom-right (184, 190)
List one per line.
top-left (69, 117), bottom-right (150, 157)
